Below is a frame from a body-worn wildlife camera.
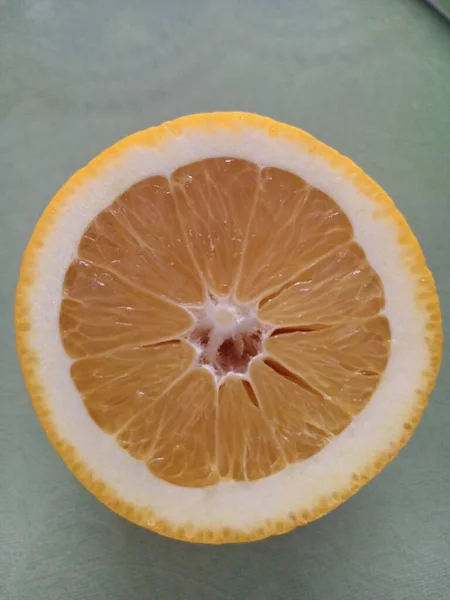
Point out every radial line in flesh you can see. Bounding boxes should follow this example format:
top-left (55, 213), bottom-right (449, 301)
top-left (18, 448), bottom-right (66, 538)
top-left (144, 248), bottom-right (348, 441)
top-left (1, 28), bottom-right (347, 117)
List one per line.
top-left (68, 258), bottom-right (197, 313)
top-left (168, 177), bottom-right (215, 298)
top-left (256, 239), bottom-right (352, 314)
top-left (231, 168), bottom-right (262, 300)
top-left (114, 359), bottom-right (198, 440)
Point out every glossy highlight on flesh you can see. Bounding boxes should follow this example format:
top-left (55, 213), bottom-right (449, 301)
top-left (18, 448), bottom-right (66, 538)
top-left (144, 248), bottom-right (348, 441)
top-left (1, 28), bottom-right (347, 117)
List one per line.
top-left (60, 157), bottom-right (390, 488)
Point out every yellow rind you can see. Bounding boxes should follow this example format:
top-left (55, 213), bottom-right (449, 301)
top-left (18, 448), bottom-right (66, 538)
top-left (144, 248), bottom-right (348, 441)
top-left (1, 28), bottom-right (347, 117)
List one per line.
top-left (15, 112), bottom-right (443, 544)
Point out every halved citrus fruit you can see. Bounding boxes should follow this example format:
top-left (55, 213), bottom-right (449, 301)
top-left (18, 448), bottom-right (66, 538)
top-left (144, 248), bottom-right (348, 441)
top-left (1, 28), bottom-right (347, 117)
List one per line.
top-left (16, 112), bottom-right (442, 543)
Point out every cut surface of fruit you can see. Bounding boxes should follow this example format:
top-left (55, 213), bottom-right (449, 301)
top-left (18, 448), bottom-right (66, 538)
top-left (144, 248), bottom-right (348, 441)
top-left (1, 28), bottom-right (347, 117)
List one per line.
top-left (16, 112), bottom-right (442, 544)
top-left (59, 158), bottom-right (390, 489)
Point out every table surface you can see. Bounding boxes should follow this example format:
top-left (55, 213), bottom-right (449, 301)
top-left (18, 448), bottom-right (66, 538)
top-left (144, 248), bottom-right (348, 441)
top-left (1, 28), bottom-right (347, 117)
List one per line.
top-left (1, 1), bottom-right (449, 599)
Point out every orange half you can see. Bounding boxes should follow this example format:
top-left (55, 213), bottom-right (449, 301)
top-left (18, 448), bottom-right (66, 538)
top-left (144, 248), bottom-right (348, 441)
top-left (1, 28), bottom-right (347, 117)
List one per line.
top-left (16, 113), bottom-right (442, 543)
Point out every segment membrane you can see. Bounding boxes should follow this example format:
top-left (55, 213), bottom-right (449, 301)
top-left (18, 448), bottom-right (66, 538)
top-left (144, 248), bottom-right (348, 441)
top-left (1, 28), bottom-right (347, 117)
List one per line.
top-left (60, 261), bottom-right (194, 358)
top-left (71, 341), bottom-right (196, 434)
top-left (217, 377), bottom-right (286, 481)
top-left (171, 158), bottom-right (260, 297)
top-left (118, 368), bottom-right (218, 487)
top-left (78, 175), bottom-right (205, 304)
top-left (265, 316), bottom-right (390, 415)
top-left (235, 167), bottom-right (353, 303)
top-left (258, 243), bottom-right (384, 326)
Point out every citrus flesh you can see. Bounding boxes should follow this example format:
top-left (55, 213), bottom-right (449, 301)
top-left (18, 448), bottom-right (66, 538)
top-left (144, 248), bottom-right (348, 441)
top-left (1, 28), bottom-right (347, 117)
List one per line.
top-left (16, 113), bottom-right (442, 543)
top-left (60, 158), bottom-right (390, 488)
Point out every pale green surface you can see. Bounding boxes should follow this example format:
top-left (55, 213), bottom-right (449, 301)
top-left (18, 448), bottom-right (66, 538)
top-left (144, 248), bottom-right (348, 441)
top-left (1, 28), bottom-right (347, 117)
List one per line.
top-left (1, 1), bottom-right (449, 599)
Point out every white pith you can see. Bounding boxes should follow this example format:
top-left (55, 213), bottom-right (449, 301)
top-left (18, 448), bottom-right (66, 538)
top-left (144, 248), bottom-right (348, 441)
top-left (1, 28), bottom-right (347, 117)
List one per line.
top-left (186, 295), bottom-right (267, 382)
top-left (26, 123), bottom-right (429, 532)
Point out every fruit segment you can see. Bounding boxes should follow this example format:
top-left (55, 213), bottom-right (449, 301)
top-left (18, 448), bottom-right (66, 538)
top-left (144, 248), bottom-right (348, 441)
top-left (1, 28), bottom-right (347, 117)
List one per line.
top-left (217, 376), bottom-right (286, 481)
top-left (249, 359), bottom-right (351, 462)
top-left (171, 158), bottom-right (259, 297)
top-left (71, 341), bottom-right (196, 434)
top-left (78, 175), bottom-right (205, 304)
top-left (258, 243), bottom-right (384, 326)
top-left (118, 368), bottom-right (219, 487)
top-left (235, 167), bottom-right (353, 303)
top-left (60, 260), bottom-right (194, 358)
top-left (265, 316), bottom-right (390, 415)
